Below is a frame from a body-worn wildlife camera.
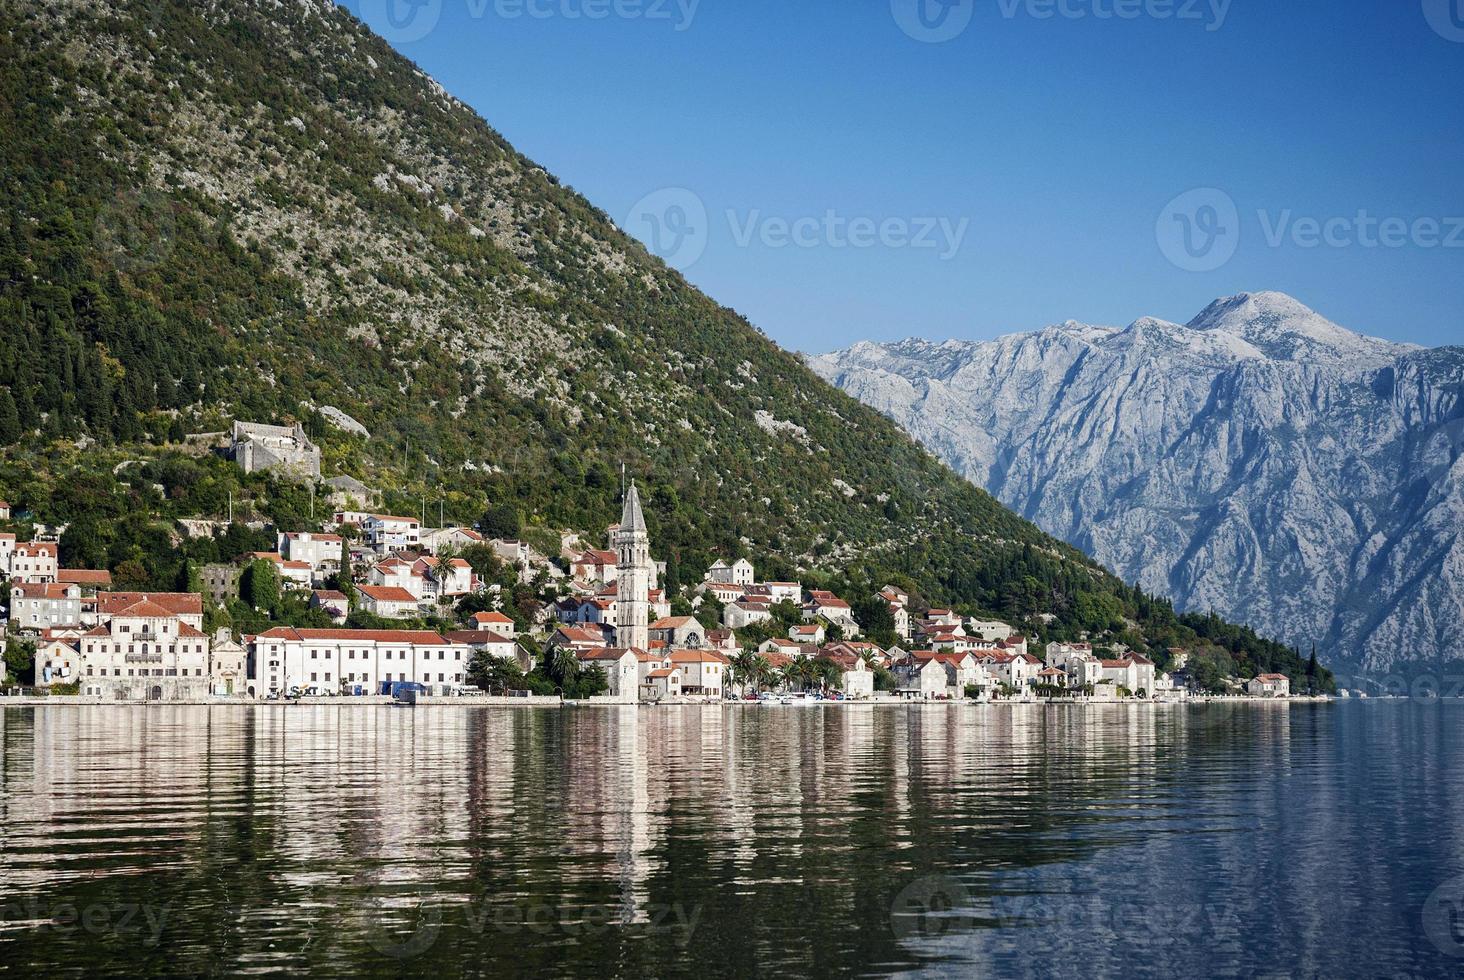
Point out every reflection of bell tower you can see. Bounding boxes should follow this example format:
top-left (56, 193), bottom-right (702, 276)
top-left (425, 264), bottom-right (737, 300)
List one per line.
top-left (615, 482), bottom-right (651, 651)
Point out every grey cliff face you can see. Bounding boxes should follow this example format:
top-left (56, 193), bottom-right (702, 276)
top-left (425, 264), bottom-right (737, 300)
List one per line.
top-left (809, 292), bottom-right (1464, 674)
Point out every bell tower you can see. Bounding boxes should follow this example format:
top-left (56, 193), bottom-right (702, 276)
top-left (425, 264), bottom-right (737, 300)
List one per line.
top-left (614, 481), bottom-right (650, 651)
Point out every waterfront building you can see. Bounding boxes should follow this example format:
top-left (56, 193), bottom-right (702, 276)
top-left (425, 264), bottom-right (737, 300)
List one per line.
top-left (246, 627), bottom-right (471, 697)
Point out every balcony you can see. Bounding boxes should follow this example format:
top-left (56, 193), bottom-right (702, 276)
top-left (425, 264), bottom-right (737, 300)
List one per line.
top-left (125, 653), bottom-right (164, 663)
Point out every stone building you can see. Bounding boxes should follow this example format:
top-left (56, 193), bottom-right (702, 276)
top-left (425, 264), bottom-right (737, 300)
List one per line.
top-left (230, 421), bottom-right (320, 479)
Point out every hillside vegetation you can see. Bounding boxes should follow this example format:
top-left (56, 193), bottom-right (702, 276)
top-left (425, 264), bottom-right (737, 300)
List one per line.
top-left (0, 0), bottom-right (1326, 686)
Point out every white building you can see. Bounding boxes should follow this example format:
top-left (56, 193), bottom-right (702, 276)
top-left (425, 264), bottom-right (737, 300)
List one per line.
top-left (572, 549), bottom-right (619, 585)
top-left (93, 593), bottom-right (204, 630)
top-left (277, 532), bottom-right (344, 579)
top-left (577, 647), bottom-right (640, 702)
top-left (356, 585), bottom-right (421, 620)
top-left (665, 649), bottom-right (729, 698)
top-left (789, 623), bottom-right (825, 645)
top-left (725, 600), bottom-right (773, 630)
top-left (246, 552), bottom-right (313, 591)
top-left (467, 611), bottom-right (516, 639)
top-left (826, 651), bottom-right (875, 699)
top-left (706, 558), bottom-right (755, 587)
top-left (764, 582), bottom-right (802, 605)
top-left (967, 619), bottom-right (1015, 642)
top-left (8, 540), bottom-right (58, 583)
top-left (247, 627), bottom-right (471, 697)
top-left (77, 597), bottom-right (212, 700)
top-left (361, 514), bottom-right (421, 554)
top-left (1247, 673), bottom-right (1291, 698)
top-left (804, 591), bottom-right (860, 637)
top-left (1099, 655), bottom-right (1158, 697)
top-left (210, 630), bottom-right (247, 696)
top-left (640, 666), bottom-right (683, 701)
top-left (9, 582), bottom-right (82, 630)
top-left (419, 526), bottom-right (484, 555)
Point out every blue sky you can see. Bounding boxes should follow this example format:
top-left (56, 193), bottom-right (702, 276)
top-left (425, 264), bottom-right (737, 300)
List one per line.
top-left (344, 0), bottom-right (1464, 351)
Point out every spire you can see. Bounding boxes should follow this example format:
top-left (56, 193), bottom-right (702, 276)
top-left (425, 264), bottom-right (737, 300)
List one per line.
top-left (620, 480), bottom-right (647, 535)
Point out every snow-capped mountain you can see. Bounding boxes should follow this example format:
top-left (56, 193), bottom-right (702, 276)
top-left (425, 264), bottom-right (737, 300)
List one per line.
top-left (809, 292), bottom-right (1464, 675)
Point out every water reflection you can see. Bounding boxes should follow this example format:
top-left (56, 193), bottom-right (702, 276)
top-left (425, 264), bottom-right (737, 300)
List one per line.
top-left (0, 703), bottom-right (1459, 976)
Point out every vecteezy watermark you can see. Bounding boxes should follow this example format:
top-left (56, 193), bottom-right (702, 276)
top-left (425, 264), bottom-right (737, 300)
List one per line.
top-left (892, 0), bottom-right (1230, 42)
top-left (996, 0), bottom-right (1231, 29)
top-left (1330, 670), bottom-right (1464, 704)
top-left (359, 0), bottom-right (444, 42)
top-left (626, 188), bottom-right (970, 270)
top-left (625, 188), bottom-right (709, 270)
top-left (890, 874), bottom-right (980, 950)
top-left (358, 0), bottom-right (700, 43)
top-left (362, 881), bottom-right (443, 960)
top-left (1422, 875), bottom-right (1464, 958)
top-left (890, 0), bottom-right (976, 43)
top-left (1157, 188), bottom-right (1464, 272)
top-left (727, 210), bottom-right (970, 260)
top-left (1, 897), bottom-right (170, 946)
top-left (1156, 188), bottom-right (1241, 272)
top-left (353, 885), bottom-right (702, 960)
top-left (1421, 0), bottom-right (1464, 43)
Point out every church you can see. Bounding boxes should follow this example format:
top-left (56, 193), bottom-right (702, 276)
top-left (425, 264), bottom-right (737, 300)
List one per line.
top-left (614, 481), bottom-right (652, 652)
top-left (573, 481), bottom-right (731, 702)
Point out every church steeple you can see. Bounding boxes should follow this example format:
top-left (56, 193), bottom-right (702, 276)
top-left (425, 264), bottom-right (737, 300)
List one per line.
top-left (614, 481), bottom-right (651, 652)
top-left (620, 480), bottom-right (647, 535)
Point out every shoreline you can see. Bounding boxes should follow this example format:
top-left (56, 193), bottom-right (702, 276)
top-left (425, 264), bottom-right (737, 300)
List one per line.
top-left (0, 695), bottom-right (1335, 708)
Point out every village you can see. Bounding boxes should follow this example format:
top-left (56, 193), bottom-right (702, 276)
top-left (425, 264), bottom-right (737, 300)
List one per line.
top-left (0, 425), bottom-right (1298, 706)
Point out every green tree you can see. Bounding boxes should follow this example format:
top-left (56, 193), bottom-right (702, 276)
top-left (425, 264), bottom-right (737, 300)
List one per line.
top-left (4, 637), bottom-right (37, 684)
top-left (480, 504), bottom-right (522, 540)
top-left (852, 594), bottom-right (897, 648)
top-left (338, 536), bottom-right (355, 605)
top-left (468, 651), bottom-right (525, 693)
top-left (241, 558), bottom-right (281, 614)
top-left (0, 388), bottom-right (20, 444)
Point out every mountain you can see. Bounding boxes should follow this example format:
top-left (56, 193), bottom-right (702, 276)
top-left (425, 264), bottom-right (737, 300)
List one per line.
top-left (810, 292), bottom-right (1464, 676)
top-left (0, 0), bottom-right (1323, 682)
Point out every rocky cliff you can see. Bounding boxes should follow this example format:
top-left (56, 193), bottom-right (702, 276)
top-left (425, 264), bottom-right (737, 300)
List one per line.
top-left (811, 292), bottom-right (1464, 674)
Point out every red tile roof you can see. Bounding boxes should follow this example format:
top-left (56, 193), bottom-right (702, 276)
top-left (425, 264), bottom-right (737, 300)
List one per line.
top-left (58, 569), bottom-right (112, 586)
top-left (14, 582), bottom-right (78, 600)
top-left (358, 585), bottom-right (418, 603)
top-left (99, 593), bottom-right (202, 616)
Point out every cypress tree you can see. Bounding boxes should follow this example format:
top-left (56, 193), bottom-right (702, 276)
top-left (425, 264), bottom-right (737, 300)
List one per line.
top-left (0, 388), bottom-right (20, 444)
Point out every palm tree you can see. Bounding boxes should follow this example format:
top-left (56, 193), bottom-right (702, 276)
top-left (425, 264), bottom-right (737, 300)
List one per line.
top-left (814, 657), bottom-right (843, 695)
top-left (730, 651), bottom-right (762, 696)
top-left (779, 662), bottom-right (801, 693)
top-left (545, 646), bottom-right (579, 689)
top-left (794, 657), bottom-right (817, 692)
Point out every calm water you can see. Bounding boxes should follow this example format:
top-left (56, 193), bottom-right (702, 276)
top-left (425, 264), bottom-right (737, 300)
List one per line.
top-left (1, 702), bottom-right (1461, 977)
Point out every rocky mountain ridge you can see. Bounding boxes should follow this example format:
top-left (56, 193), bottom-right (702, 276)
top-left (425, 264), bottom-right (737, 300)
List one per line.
top-left (810, 292), bottom-right (1464, 674)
